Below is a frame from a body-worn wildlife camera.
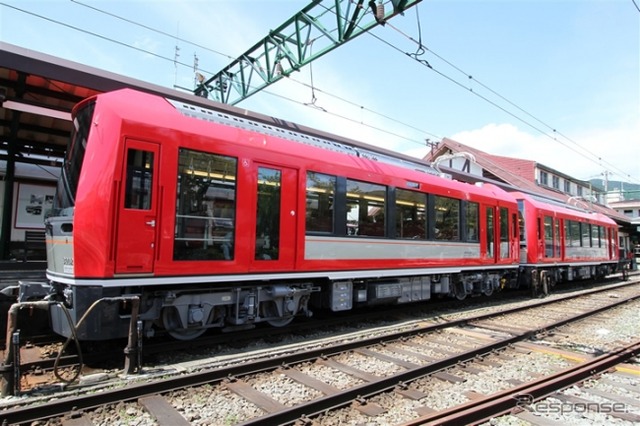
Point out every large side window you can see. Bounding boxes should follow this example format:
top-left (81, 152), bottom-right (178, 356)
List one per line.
top-left (174, 149), bottom-right (237, 261)
top-left (346, 179), bottom-right (386, 237)
top-left (500, 207), bottom-right (510, 258)
top-left (466, 201), bottom-right (479, 242)
top-left (581, 223), bottom-right (591, 247)
top-left (543, 216), bottom-right (553, 258)
top-left (517, 201), bottom-right (526, 245)
top-left (306, 172), bottom-right (336, 234)
top-left (570, 220), bottom-right (581, 247)
top-left (592, 224), bottom-right (601, 248)
top-left (486, 207), bottom-right (494, 258)
top-left (434, 196), bottom-right (459, 241)
top-left (396, 189), bottom-right (427, 239)
top-left (554, 219), bottom-right (561, 257)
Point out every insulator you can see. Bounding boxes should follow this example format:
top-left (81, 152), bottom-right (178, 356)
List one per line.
top-left (376, 1), bottom-right (385, 21)
top-left (275, 62), bottom-right (284, 76)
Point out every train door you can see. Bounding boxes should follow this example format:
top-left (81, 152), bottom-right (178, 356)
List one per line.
top-left (115, 140), bottom-right (159, 274)
top-left (251, 164), bottom-right (298, 270)
top-left (485, 206), bottom-right (496, 261)
top-left (498, 206), bottom-right (511, 260)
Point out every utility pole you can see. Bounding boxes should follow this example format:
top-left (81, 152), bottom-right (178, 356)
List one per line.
top-left (425, 138), bottom-right (438, 154)
top-left (601, 170), bottom-right (610, 192)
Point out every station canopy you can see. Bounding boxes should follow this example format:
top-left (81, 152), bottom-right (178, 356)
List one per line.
top-left (0, 42), bottom-right (253, 176)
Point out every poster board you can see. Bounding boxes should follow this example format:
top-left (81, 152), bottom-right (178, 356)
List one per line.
top-left (14, 183), bottom-right (55, 229)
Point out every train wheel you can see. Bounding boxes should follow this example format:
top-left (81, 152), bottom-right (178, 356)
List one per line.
top-left (453, 281), bottom-right (467, 300)
top-left (261, 301), bottom-right (294, 327)
top-left (161, 307), bottom-right (207, 340)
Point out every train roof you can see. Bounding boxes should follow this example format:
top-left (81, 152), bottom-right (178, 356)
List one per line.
top-left (89, 89), bottom-right (519, 204)
top-left (514, 191), bottom-right (617, 225)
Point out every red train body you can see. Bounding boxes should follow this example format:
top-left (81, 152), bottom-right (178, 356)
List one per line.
top-left (43, 89), bottom-right (618, 340)
top-left (515, 192), bottom-right (619, 290)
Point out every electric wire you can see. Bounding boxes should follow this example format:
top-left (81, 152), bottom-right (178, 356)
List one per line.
top-left (312, 1), bottom-right (639, 183)
top-left (365, 5), bottom-right (640, 183)
top-left (0, 3), bottom-right (219, 78)
top-left (385, 18), bottom-right (632, 182)
top-left (1, 1), bottom-right (440, 150)
top-left (287, 75), bottom-right (441, 140)
top-left (3, 1), bottom-right (637, 183)
top-left (70, 0), bottom-right (236, 62)
top-left (260, 86), bottom-right (429, 145)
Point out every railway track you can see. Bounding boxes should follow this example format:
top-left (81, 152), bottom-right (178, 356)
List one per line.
top-left (0, 284), bottom-right (530, 392)
top-left (399, 340), bottom-right (640, 425)
top-left (0, 275), bottom-right (631, 394)
top-left (1, 279), bottom-right (638, 425)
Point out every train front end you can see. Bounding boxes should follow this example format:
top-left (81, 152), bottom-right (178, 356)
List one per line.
top-left (45, 98), bottom-right (128, 340)
top-left (46, 99), bottom-right (95, 281)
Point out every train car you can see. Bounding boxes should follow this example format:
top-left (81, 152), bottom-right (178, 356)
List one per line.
top-left (45, 88), bottom-right (521, 340)
top-left (514, 192), bottom-right (619, 293)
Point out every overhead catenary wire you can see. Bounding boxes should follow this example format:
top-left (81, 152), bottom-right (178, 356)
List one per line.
top-left (369, 6), bottom-right (639, 184)
top-left (70, 0), bottom-right (236, 62)
top-left (310, 1), bottom-right (639, 184)
top-left (3, 1), bottom-right (637, 184)
top-left (1, 1), bottom-right (441, 151)
top-left (382, 16), bottom-right (634, 183)
top-left (1, 3), bottom-right (209, 75)
top-left (287, 75), bottom-right (441, 141)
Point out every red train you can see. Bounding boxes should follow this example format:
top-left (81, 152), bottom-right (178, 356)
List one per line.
top-left (515, 192), bottom-right (619, 291)
top-left (43, 89), bottom-right (618, 340)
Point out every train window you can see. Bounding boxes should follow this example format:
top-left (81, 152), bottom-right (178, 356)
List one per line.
top-left (57, 100), bottom-right (95, 211)
top-left (255, 167), bottom-right (281, 260)
top-left (499, 207), bottom-right (510, 258)
top-left (396, 189), bottom-right (427, 239)
top-left (173, 149), bottom-right (237, 261)
top-left (434, 196), bottom-right (459, 241)
top-left (554, 219), bottom-right (561, 256)
top-left (346, 179), bottom-right (386, 237)
top-left (582, 223), bottom-right (591, 247)
top-left (486, 207), bottom-right (494, 258)
top-left (543, 216), bottom-right (553, 258)
top-left (517, 201), bottom-right (526, 245)
top-left (465, 202), bottom-right (479, 242)
top-left (306, 172), bottom-right (336, 234)
top-left (124, 148), bottom-right (154, 210)
top-left (592, 224), bottom-right (601, 248)
top-left (567, 220), bottom-right (581, 247)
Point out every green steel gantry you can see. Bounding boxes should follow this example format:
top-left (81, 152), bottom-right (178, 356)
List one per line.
top-left (195, 0), bottom-right (422, 104)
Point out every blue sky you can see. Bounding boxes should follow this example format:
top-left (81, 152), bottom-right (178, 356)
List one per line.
top-left (1, 0), bottom-right (638, 183)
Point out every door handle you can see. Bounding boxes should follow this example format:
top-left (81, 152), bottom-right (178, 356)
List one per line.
top-left (145, 219), bottom-right (156, 227)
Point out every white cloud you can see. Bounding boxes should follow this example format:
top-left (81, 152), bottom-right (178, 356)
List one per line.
top-left (449, 122), bottom-right (640, 182)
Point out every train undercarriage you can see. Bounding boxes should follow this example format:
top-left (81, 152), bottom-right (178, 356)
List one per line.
top-left (46, 268), bottom-right (518, 341)
top-left (519, 263), bottom-right (618, 297)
